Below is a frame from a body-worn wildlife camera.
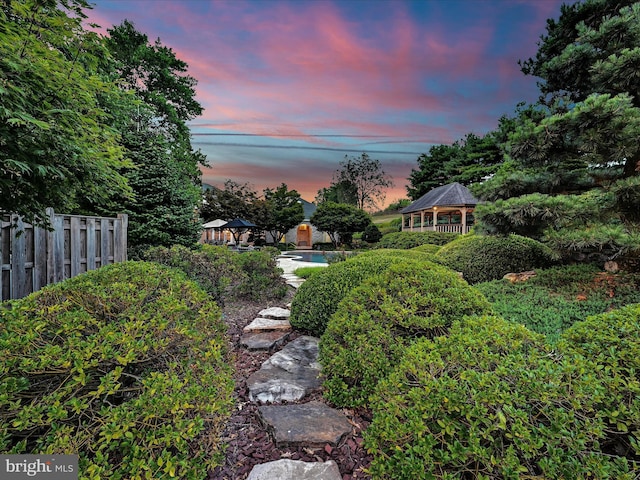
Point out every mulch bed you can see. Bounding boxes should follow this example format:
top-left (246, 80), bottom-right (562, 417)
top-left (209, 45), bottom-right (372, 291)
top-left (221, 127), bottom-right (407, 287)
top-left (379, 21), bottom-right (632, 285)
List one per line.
top-left (208, 291), bottom-right (373, 480)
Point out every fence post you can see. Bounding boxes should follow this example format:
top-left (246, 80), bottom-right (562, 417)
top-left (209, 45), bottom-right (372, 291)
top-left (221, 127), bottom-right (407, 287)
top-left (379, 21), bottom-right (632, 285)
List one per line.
top-left (115, 214), bottom-right (128, 262)
top-left (11, 215), bottom-right (26, 300)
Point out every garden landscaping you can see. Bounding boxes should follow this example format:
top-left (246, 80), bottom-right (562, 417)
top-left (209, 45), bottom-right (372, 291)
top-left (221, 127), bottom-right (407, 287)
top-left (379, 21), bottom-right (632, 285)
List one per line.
top-left (1, 233), bottom-right (639, 479)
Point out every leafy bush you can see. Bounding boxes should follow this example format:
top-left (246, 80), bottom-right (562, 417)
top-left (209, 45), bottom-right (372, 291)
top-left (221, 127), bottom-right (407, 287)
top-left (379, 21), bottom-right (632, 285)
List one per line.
top-left (435, 233), bottom-right (557, 284)
top-left (319, 262), bottom-right (492, 407)
top-left (475, 264), bottom-right (640, 342)
top-left (0, 262), bottom-right (234, 480)
top-left (289, 249), bottom-right (435, 336)
top-left (232, 249), bottom-right (288, 300)
top-left (366, 315), bottom-right (636, 479)
top-left (376, 231), bottom-right (458, 249)
top-left (145, 244), bottom-right (287, 303)
top-left (362, 223), bottom-right (383, 243)
top-left (559, 304), bottom-right (640, 461)
top-left (144, 244), bottom-right (239, 305)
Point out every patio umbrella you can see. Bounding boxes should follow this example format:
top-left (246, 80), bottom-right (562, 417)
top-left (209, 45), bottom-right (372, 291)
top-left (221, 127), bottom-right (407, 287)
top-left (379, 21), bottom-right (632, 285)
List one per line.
top-left (221, 218), bottom-right (257, 244)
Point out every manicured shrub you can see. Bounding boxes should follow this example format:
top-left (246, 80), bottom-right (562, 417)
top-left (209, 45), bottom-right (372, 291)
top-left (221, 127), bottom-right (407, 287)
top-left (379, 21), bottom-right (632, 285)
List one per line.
top-left (376, 231), bottom-right (459, 249)
top-left (289, 249), bottom-right (436, 336)
top-left (435, 233), bottom-right (557, 284)
top-left (475, 265), bottom-right (640, 342)
top-left (144, 244), bottom-right (239, 305)
top-left (0, 262), bottom-right (234, 480)
top-left (232, 249), bottom-right (288, 301)
top-left (319, 262), bottom-right (492, 407)
top-left (366, 315), bottom-right (636, 480)
top-left (559, 304), bottom-right (640, 462)
top-left (145, 244), bottom-right (287, 303)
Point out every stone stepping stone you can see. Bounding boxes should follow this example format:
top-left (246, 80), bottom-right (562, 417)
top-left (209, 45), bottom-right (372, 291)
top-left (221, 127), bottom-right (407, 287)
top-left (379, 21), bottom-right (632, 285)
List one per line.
top-left (243, 317), bottom-right (291, 333)
top-left (259, 402), bottom-right (352, 447)
top-left (241, 330), bottom-right (290, 350)
top-left (247, 336), bottom-right (321, 403)
top-left (282, 274), bottom-right (305, 289)
top-left (258, 306), bottom-right (290, 319)
top-left (246, 459), bottom-right (341, 480)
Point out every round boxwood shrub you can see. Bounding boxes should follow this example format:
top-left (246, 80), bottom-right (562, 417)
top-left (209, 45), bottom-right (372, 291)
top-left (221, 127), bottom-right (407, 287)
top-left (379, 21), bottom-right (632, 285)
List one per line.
top-left (319, 262), bottom-right (492, 407)
top-left (0, 261), bottom-right (234, 479)
top-left (377, 231), bottom-right (459, 249)
top-left (559, 304), bottom-right (640, 462)
top-left (365, 315), bottom-right (635, 480)
top-left (435, 233), bottom-right (557, 284)
top-left (289, 249), bottom-right (436, 336)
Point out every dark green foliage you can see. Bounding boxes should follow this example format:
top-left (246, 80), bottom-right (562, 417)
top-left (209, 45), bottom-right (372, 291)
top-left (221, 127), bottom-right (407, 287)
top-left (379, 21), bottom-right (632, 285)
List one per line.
top-left (559, 304), bottom-right (640, 461)
top-left (366, 315), bottom-right (636, 479)
top-left (319, 262), bottom-right (492, 407)
top-left (262, 183), bottom-right (305, 244)
top-left (289, 250), bottom-right (432, 336)
top-left (145, 244), bottom-right (287, 304)
top-left (310, 201), bottom-right (372, 248)
top-left (0, 262), bottom-right (233, 479)
top-left (144, 244), bottom-right (239, 305)
top-left (376, 231), bottom-right (458, 249)
top-left (475, 264), bottom-right (640, 342)
top-left (0, 0), bottom-right (132, 224)
top-left (232, 249), bottom-right (288, 301)
top-left (435, 233), bottom-right (557, 284)
top-left (362, 223), bottom-right (383, 243)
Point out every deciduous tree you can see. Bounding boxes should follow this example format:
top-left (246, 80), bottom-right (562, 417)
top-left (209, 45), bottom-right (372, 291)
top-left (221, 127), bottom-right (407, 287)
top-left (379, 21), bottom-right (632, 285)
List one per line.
top-left (332, 153), bottom-right (394, 210)
top-left (262, 183), bottom-right (304, 245)
top-left (310, 202), bottom-right (371, 248)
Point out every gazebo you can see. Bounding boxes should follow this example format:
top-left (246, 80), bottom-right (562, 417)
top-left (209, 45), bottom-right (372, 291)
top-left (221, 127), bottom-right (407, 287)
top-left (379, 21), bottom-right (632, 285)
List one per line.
top-left (401, 182), bottom-right (478, 234)
top-left (222, 218), bottom-right (257, 245)
top-left (201, 219), bottom-right (231, 244)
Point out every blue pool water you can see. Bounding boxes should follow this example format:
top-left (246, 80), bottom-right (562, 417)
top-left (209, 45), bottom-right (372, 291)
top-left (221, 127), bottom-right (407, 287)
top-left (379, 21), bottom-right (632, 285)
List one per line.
top-left (282, 251), bottom-right (337, 263)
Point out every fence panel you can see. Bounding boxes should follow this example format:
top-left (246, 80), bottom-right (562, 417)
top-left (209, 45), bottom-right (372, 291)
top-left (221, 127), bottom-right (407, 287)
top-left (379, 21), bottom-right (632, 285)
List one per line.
top-left (0, 208), bottom-right (127, 302)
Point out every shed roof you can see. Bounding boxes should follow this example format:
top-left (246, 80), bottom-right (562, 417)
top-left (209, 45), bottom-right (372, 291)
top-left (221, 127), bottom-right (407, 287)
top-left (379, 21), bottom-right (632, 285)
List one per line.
top-left (401, 182), bottom-right (478, 214)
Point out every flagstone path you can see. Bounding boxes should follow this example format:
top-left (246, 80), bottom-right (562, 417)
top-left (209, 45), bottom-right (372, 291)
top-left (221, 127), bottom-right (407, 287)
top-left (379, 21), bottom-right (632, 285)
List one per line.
top-left (224, 258), bottom-right (371, 480)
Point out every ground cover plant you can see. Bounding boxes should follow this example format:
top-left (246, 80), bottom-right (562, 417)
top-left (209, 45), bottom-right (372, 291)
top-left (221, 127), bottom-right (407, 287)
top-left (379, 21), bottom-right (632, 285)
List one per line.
top-left (435, 233), bottom-right (557, 284)
top-left (365, 315), bottom-right (637, 480)
top-left (289, 249), bottom-right (435, 336)
top-left (475, 264), bottom-right (640, 343)
top-left (0, 261), bottom-right (234, 479)
top-left (319, 261), bottom-right (492, 407)
top-left (376, 231), bottom-right (458, 249)
top-left (293, 266), bottom-right (327, 278)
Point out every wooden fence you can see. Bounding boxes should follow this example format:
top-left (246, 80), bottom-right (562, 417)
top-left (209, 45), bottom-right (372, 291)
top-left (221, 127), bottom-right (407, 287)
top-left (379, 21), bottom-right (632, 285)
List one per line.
top-left (1, 208), bottom-right (128, 302)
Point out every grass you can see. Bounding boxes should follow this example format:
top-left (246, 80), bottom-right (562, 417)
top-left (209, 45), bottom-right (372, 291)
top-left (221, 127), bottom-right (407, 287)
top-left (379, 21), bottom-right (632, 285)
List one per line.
top-left (474, 264), bottom-right (640, 344)
top-left (293, 266), bottom-right (327, 278)
top-left (371, 213), bottom-right (401, 224)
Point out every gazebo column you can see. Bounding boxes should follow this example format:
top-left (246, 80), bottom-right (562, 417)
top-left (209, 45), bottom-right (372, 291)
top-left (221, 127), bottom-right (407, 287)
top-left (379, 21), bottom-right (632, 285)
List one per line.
top-left (420, 211), bottom-right (425, 232)
top-left (433, 208), bottom-right (438, 232)
top-left (461, 207), bottom-right (467, 234)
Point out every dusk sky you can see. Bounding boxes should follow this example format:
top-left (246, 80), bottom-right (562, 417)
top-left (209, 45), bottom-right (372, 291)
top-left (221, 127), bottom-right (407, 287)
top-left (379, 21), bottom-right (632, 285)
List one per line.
top-left (88, 0), bottom-right (566, 208)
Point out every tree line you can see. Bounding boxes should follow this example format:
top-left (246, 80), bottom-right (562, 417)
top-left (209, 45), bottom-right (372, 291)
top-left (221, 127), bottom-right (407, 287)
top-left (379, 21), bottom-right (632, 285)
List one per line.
top-left (406, 0), bottom-right (640, 264)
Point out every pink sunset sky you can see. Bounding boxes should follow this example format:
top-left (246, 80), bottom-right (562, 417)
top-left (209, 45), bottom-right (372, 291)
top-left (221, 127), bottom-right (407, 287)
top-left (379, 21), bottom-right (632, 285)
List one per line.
top-left (88, 0), bottom-right (566, 208)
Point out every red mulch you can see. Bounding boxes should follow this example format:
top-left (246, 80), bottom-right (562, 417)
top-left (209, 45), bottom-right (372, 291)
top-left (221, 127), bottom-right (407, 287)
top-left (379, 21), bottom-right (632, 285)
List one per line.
top-left (208, 292), bottom-right (373, 480)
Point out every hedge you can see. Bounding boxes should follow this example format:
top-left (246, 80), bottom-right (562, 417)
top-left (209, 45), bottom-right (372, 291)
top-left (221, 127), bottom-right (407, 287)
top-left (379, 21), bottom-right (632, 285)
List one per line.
top-left (289, 249), bottom-right (436, 336)
top-left (365, 315), bottom-right (636, 479)
top-left (376, 231), bottom-right (459, 249)
top-left (435, 233), bottom-right (557, 284)
top-left (0, 262), bottom-right (234, 480)
top-left (319, 261), bottom-right (492, 407)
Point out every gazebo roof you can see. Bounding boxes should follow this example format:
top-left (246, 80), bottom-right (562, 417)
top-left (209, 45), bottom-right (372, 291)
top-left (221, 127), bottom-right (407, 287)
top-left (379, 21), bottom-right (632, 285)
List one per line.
top-left (202, 219), bottom-right (227, 229)
top-left (221, 218), bottom-right (257, 229)
top-left (401, 182), bottom-right (478, 214)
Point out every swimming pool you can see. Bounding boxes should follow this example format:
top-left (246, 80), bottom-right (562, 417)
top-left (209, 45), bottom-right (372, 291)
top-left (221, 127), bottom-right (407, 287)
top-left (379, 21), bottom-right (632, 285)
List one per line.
top-left (281, 251), bottom-right (339, 263)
